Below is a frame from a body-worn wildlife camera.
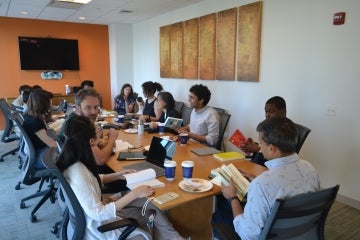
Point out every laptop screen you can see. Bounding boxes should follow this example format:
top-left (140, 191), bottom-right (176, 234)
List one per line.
top-left (146, 136), bottom-right (177, 167)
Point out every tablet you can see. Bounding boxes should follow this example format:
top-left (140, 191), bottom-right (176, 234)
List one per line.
top-left (164, 117), bottom-right (183, 129)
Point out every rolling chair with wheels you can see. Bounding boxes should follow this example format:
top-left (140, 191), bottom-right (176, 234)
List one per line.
top-left (10, 111), bottom-right (57, 222)
top-left (213, 185), bottom-right (339, 240)
top-left (215, 112), bottom-right (231, 151)
top-left (295, 123), bottom-right (311, 154)
top-left (42, 147), bottom-right (152, 240)
top-left (0, 98), bottom-right (20, 162)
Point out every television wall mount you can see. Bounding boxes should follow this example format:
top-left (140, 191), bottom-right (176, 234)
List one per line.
top-left (41, 71), bottom-right (63, 80)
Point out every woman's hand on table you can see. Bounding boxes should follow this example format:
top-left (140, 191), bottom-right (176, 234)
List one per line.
top-left (118, 169), bottom-right (137, 179)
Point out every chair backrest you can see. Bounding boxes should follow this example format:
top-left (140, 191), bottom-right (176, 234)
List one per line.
top-left (215, 112), bottom-right (231, 150)
top-left (181, 106), bottom-right (193, 126)
top-left (174, 101), bottom-right (184, 116)
top-left (295, 123), bottom-right (311, 154)
top-left (0, 98), bottom-right (19, 143)
top-left (260, 185), bottom-right (340, 240)
top-left (211, 106), bottom-right (226, 114)
top-left (10, 111), bottom-right (41, 185)
top-left (41, 147), bottom-right (86, 240)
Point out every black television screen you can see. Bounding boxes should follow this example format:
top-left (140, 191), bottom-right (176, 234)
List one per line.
top-left (18, 36), bottom-right (80, 70)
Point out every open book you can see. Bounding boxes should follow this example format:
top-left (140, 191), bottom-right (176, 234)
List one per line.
top-left (210, 163), bottom-right (249, 201)
top-left (123, 169), bottom-right (165, 190)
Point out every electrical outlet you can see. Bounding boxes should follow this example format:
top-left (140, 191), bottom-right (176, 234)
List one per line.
top-left (326, 105), bottom-right (336, 116)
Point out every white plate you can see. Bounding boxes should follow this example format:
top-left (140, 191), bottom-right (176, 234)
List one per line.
top-left (178, 178), bottom-right (213, 193)
top-left (124, 128), bottom-right (138, 134)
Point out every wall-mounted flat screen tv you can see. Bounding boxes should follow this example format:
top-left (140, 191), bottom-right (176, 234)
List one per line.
top-left (18, 36), bottom-right (80, 70)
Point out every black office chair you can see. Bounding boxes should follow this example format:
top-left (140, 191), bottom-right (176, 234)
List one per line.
top-left (181, 106), bottom-right (193, 126)
top-left (213, 185), bottom-right (340, 240)
top-left (211, 106), bottom-right (226, 114)
top-left (10, 111), bottom-right (57, 222)
top-left (0, 98), bottom-right (20, 162)
top-left (295, 123), bottom-right (311, 154)
top-left (42, 147), bottom-right (152, 240)
top-left (215, 112), bottom-right (231, 150)
top-left (174, 101), bottom-right (184, 115)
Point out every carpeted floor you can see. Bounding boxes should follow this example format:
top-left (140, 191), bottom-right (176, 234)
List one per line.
top-left (1, 138), bottom-right (360, 239)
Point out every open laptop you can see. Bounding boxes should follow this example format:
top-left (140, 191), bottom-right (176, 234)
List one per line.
top-left (122, 136), bottom-right (177, 177)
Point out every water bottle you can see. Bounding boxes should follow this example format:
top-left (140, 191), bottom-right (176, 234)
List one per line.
top-left (138, 120), bottom-right (144, 135)
top-left (63, 99), bottom-right (68, 113)
top-left (65, 84), bottom-right (71, 95)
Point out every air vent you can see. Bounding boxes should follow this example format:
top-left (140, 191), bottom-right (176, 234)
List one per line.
top-left (119, 9), bottom-right (133, 13)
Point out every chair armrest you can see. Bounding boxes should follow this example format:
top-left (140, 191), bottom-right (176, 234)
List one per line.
top-left (97, 218), bottom-right (138, 232)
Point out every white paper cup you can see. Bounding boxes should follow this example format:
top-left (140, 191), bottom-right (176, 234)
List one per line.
top-left (164, 160), bottom-right (176, 181)
top-left (181, 160), bottom-right (194, 179)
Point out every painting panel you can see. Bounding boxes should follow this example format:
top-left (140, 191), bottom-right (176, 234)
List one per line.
top-left (170, 22), bottom-right (183, 78)
top-left (160, 25), bottom-right (171, 78)
top-left (199, 13), bottom-right (216, 80)
top-left (183, 18), bottom-right (199, 79)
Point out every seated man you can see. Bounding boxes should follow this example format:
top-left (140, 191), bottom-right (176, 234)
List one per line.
top-left (59, 88), bottom-right (125, 193)
top-left (178, 84), bottom-right (219, 147)
top-left (240, 96), bottom-right (286, 166)
top-left (215, 117), bottom-right (320, 239)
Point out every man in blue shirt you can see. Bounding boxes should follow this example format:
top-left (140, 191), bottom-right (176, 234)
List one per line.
top-left (219, 117), bottom-right (320, 240)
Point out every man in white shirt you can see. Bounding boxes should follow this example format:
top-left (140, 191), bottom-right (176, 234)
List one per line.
top-left (178, 84), bottom-right (219, 147)
top-left (219, 117), bottom-right (320, 240)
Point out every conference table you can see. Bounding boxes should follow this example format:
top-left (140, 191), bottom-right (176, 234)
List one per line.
top-left (106, 126), bottom-right (267, 239)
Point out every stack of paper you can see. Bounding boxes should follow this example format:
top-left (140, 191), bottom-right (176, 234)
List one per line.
top-left (114, 140), bottom-right (134, 152)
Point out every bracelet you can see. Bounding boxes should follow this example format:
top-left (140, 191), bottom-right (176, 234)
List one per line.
top-left (227, 196), bottom-right (238, 204)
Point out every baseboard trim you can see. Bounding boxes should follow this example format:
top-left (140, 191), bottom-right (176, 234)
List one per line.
top-left (336, 193), bottom-right (360, 210)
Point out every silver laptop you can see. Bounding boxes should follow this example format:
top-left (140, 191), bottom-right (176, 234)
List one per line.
top-left (122, 136), bottom-right (177, 177)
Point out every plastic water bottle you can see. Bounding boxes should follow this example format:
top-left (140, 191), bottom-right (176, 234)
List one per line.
top-left (138, 120), bottom-right (144, 135)
top-left (65, 85), bottom-right (71, 95)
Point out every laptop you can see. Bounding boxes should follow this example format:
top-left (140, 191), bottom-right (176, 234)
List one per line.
top-left (122, 136), bottom-right (177, 177)
top-left (117, 151), bottom-right (147, 160)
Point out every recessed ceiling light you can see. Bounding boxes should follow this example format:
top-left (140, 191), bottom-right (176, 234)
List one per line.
top-left (79, 16), bottom-right (85, 20)
top-left (20, 11), bottom-right (28, 15)
top-left (57, 0), bottom-right (92, 4)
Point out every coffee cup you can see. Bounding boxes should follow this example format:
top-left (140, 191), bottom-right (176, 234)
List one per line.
top-left (158, 123), bottom-right (165, 135)
top-left (181, 160), bottom-right (194, 179)
top-left (117, 115), bottom-right (124, 123)
top-left (164, 160), bottom-right (176, 181)
top-left (179, 133), bottom-right (188, 145)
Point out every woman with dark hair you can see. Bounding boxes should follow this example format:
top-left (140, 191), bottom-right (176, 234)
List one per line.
top-left (149, 91), bottom-right (181, 133)
top-left (139, 81), bottom-right (163, 122)
top-left (23, 89), bottom-right (57, 168)
top-left (113, 83), bottom-right (136, 115)
top-left (56, 114), bottom-right (185, 240)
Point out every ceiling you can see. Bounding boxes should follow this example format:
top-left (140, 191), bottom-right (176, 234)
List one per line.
top-left (0, 0), bottom-right (205, 25)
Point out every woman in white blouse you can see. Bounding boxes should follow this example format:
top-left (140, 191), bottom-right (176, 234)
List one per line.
top-left (56, 114), bottom-right (185, 240)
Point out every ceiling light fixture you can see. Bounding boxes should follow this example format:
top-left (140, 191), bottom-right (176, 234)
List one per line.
top-left (20, 11), bottom-right (28, 15)
top-left (79, 16), bottom-right (86, 20)
top-left (57, 0), bottom-right (92, 4)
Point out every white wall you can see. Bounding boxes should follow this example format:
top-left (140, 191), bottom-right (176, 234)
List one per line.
top-left (111, 0), bottom-right (360, 207)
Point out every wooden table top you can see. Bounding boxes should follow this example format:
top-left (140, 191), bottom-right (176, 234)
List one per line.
top-left (106, 129), bottom-right (267, 210)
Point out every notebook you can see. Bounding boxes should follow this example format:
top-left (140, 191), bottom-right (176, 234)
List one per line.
top-left (191, 147), bottom-right (222, 156)
top-left (122, 136), bottom-right (177, 177)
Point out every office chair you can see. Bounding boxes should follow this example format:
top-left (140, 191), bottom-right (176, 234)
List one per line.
top-left (42, 147), bottom-right (152, 240)
top-left (295, 123), bottom-right (311, 154)
top-left (10, 111), bottom-right (57, 222)
top-left (215, 113), bottom-right (231, 150)
top-left (174, 101), bottom-right (184, 116)
top-left (0, 98), bottom-right (20, 162)
top-left (213, 185), bottom-right (340, 240)
top-left (211, 106), bottom-right (226, 114)
top-left (181, 106), bottom-right (193, 126)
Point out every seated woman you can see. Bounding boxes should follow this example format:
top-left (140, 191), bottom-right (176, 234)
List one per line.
top-left (113, 83), bottom-right (136, 115)
top-left (138, 81), bottom-right (163, 122)
top-left (149, 91), bottom-right (181, 134)
top-left (56, 114), bottom-right (185, 240)
top-left (23, 89), bottom-right (57, 169)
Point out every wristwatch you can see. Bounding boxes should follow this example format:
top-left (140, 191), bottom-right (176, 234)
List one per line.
top-left (227, 196), bottom-right (238, 204)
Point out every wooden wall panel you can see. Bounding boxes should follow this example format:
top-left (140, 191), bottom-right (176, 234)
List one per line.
top-left (237, 1), bottom-right (263, 82)
top-left (183, 18), bottom-right (199, 79)
top-left (199, 13), bottom-right (216, 80)
top-left (170, 22), bottom-right (184, 78)
top-left (160, 25), bottom-right (171, 78)
top-left (216, 8), bottom-right (237, 80)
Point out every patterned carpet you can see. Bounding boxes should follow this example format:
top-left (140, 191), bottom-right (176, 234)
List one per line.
top-left (1, 139), bottom-right (360, 239)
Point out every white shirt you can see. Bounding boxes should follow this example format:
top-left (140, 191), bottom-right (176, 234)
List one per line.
top-left (189, 106), bottom-right (219, 146)
top-left (63, 162), bottom-right (143, 240)
top-left (233, 154), bottom-right (320, 240)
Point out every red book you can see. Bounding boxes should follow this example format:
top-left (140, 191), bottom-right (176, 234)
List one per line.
top-left (229, 129), bottom-right (247, 148)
